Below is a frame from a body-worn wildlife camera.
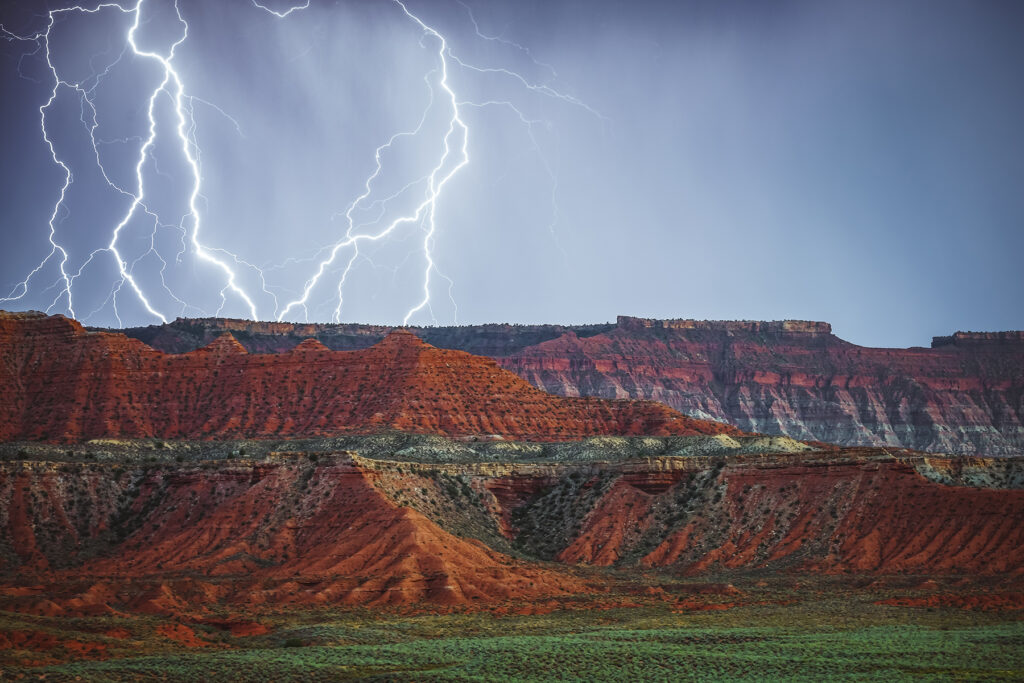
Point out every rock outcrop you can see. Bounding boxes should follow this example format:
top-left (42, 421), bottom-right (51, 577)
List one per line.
top-left (1, 448), bottom-right (1021, 616)
top-left (107, 314), bottom-right (1024, 455)
top-left (381, 449), bottom-right (1024, 576)
top-left (499, 316), bottom-right (1024, 456)
top-left (0, 312), bottom-right (738, 442)
top-left (0, 456), bottom-right (585, 612)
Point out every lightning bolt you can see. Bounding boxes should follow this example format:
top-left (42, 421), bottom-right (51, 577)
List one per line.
top-left (1, 0), bottom-right (308, 324)
top-left (275, 2), bottom-right (466, 325)
top-left (251, 0), bottom-right (311, 19)
top-left (2, 0), bottom-right (598, 328)
top-left (456, 0), bottom-right (558, 83)
top-left (1, 11), bottom-right (84, 318)
top-left (277, 0), bottom-right (602, 326)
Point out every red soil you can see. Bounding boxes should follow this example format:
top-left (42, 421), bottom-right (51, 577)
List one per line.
top-left (0, 457), bottom-right (588, 615)
top-left (0, 630), bottom-right (58, 651)
top-left (157, 623), bottom-right (215, 648)
top-left (0, 629), bottom-right (108, 659)
top-left (496, 317), bottom-right (1024, 456)
top-left (1, 454), bottom-right (1023, 616)
top-left (637, 460), bottom-right (1024, 575)
top-left (559, 479), bottom-right (657, 566)
top-left (878, 594), bottom-right (1024, 611)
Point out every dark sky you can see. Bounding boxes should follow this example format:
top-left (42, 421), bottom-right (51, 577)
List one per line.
top-left (1, 0), bottom-right (1022, 347)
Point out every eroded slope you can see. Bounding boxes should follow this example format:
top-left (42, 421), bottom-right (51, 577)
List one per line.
top-left (0, 312), bottom-right (736, 442)
top-left (1, 443), bottom-right (1021, 619)
top-left (108, 314), bottom-right (1024, 455)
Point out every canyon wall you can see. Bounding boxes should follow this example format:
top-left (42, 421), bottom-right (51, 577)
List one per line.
top-left (499, 316), bottom-right (1024, 456)
top-left (0, 312), bottom-right (736, 442)
top-left (110, 314), bottom-right (1024, 455)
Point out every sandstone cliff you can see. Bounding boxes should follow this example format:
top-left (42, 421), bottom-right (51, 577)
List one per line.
top-left (0, 312), bottom-right (737, 442)
top-left (108, 314), bottom-right (1024, 455)
top-left (500, 316), bottom-right (1024, 456)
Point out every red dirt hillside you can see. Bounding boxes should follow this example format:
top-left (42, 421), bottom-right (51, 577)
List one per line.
top-left (3, 451), bottom-right (1022, 616)
top-left (0, 311), bottom-right (738, 442)
top-left (632, 457), bottom-right (1024, 575)
top-left (0, 456), bottom-right (587, 612)
top-left (415, 452), bottom-right (1024, 577)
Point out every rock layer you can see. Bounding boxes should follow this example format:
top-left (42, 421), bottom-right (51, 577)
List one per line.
top-left (500, 316), bottom-right (1024, 456)
top-left (1, 449), bottom-right (1021, 616)
top-left (0, 312), bottom-right (736, 442)
top-left (0, 456), bottom-right (584, 612)
top-left (109, 314), bottom-right (1024, 455)
top-left (416, 450), bottom-right (1024, 576)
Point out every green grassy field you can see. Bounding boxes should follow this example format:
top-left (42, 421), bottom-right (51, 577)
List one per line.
top-left (38, 623), bottom-right (1024, 681)
top-left (6, 597), bottom-right (1022, 682)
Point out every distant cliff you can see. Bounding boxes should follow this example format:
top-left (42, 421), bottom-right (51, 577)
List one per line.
top-left (106, 314), bottom-right (1024, 455)
top-left (499, 316), bottom-right (1024, 456)
top-left (0, 312), bottom-right (734, 442)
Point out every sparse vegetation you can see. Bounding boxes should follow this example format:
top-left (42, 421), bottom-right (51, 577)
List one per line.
top-left (1, 434), bottom-right (1022, 679)
top-left (4, 599), bottom-right (1023, 681)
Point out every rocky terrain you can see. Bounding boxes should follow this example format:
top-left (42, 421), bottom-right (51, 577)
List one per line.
top-left (1, 309), bottom-right (1023, 675)
top-left (0, 453), bottom-right (585, 612)
top-left (0, 438), bottom-right (1021, 619)
top-left (0, 311), bottom-right (737, 442)
top-left (107, 314), bottom-right (1024, 456)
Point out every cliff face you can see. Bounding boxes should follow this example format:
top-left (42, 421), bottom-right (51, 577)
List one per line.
top-left (113, 316), bottom-right (616, 357)
top-left (108, 314), bottom-right (1024, 455)
top-left (0, 312), bottom-right (737, 442)
top-left (498, 317), bottom-right (1024, 456)
top-left (1, 450), bottom-right (1021, 616)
